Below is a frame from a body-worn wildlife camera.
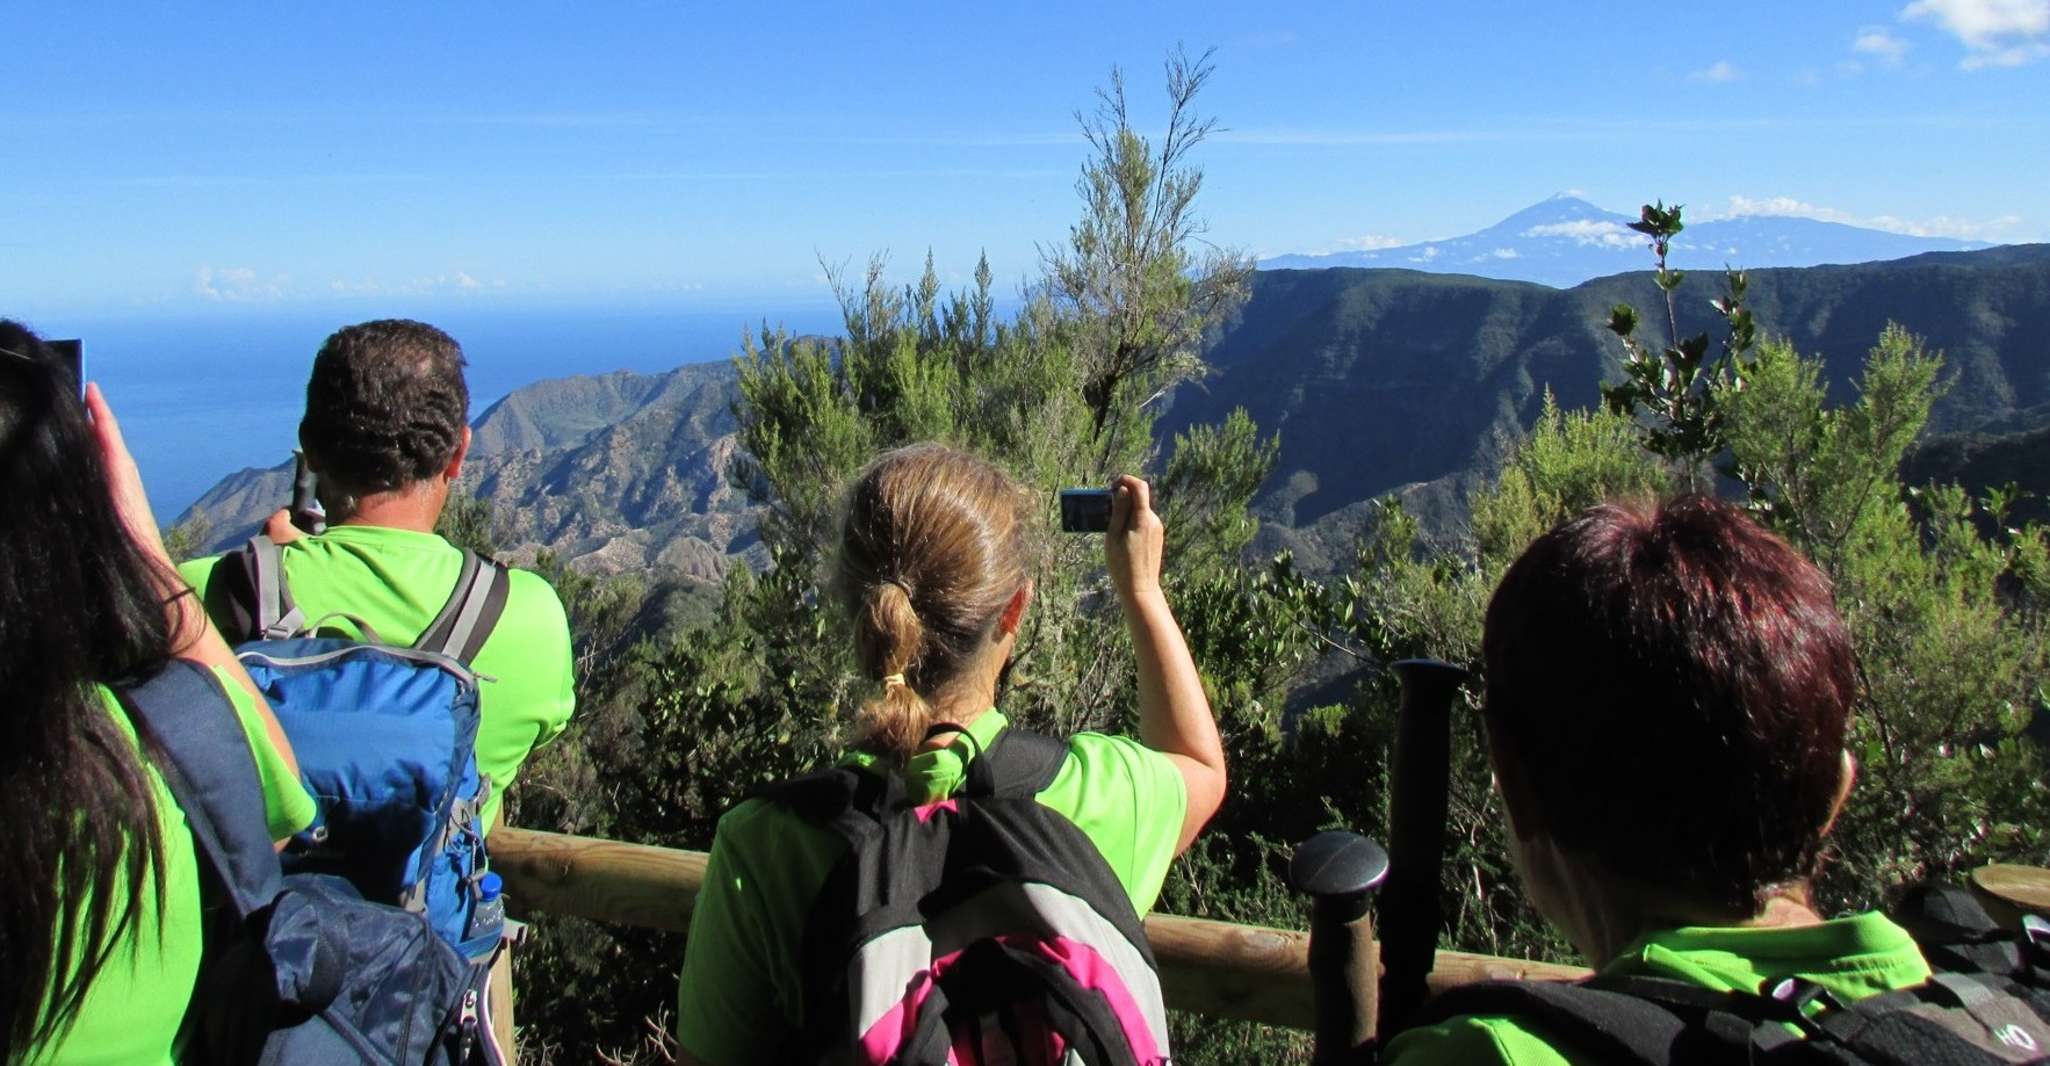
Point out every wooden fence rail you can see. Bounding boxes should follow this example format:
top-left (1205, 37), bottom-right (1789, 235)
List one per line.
top-left (491, 827), bottom-right (1590, 1030)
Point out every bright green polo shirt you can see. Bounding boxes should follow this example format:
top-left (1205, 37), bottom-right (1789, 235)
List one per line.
top-left (180, 523), bottom-right (577, 830)
top-left (676, 710), bottom-right (1190, 1066)
top-left (1382, 911), bottom-right (1934, 1065)
top-left (25, 672), bottom-right (316, 1066)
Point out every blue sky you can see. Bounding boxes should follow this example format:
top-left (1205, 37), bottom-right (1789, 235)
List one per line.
top-left (6, 0), bottom-right (2047, 318)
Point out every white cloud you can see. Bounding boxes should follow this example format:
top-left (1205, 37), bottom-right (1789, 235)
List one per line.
top-left (1852, 26), bottom-right (1912, 62)
top-left (1710, 194), bottom-right (2021, 240)
top-left (1689, 60), bottom-right (1743, 82)
top-left (1523, 220), bottom-right (1640, 249)
top-left (323, 271), bottom-right (501, 298)
top-left (1328, 234), bottom-right (1405, 252)
top-left (193, 265), bottom-right (287, 302)
top-left (1481, 248), bottom-right (1520, 260)
top-left (1902, 0), bottom-right (2050, 67)
top-left (1407, 246), bottom-right (1440, 263)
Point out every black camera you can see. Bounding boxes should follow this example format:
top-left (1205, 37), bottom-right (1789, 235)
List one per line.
top-left (1058, 488), bottom-right (1113, 533)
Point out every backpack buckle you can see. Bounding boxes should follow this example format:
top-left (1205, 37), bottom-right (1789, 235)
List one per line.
top-left (1767, 977), bottom-right (1849, 1036)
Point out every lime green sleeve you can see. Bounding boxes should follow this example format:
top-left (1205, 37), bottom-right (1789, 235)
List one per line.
top-left (1034, 732), bottom-right (1188, 915)
top-left (210, 664), bottom-right (317, 841)
top-left (676, 812), bottom-right (783, 1066)
top-left (505, 569), bottom-right (576, 749)
top-left (1382, 1013), bottom-right (1579, 1065)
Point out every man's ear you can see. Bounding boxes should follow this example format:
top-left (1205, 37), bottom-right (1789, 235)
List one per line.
top-left (442, 425), bottom-right (471, 481)
top-left (998, 580), bottom-right (1033, 638)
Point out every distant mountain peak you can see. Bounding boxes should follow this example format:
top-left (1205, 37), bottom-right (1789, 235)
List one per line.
top-left (1260, 194), bottom-right (1999, 288)
top-left (1487, 195), bottom-right (1630, 233)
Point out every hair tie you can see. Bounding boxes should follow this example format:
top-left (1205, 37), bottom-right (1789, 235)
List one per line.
top-left (881, 673), bottom-right (908, 690)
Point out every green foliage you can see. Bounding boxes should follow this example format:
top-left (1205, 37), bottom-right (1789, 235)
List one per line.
top-left (1600, 201), bottom-right (1759, 472)
top-left (1044, 45), bottom-right (1252, 454)
top-left (1713, 328), bottom-right (2050, 909)
top-left (434, 487), bottom-right (503, 556)
top-left (161, 512), bottom-right (212, 564)
top-left (1472, 391), bottom-right (1673, 570)
top-left (1723, 327), bottom-right (1942, 576)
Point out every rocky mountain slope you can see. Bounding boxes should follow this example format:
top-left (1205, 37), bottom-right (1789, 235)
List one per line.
top-left (179, 361), bottom-right (752, 577)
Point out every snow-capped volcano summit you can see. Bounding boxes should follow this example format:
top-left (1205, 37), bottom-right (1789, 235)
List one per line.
top-left (1261, 195), bottom-right (1993, 287)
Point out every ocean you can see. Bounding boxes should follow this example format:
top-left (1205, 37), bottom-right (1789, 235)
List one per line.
top-left (31, 306), bottom-right (843, 518)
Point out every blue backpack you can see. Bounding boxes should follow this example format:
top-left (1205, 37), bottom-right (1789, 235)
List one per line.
top-left (214, 535), bottom-right (510, 961)
top-left (119, 659), bottom-right (505, 1065)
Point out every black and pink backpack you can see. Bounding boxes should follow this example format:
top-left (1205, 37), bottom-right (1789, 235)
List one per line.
top-left (760, 727), bottom-right (1173, 1065)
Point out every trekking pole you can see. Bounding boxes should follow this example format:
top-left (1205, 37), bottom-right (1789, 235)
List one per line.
top-left (1290, 830), bottom-right (1390, 1066)
top-left (1374, 658), bottom-right (1469, 1040)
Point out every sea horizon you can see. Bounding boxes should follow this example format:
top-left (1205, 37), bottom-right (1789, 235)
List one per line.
top-left (21, 304), bottom-right (845, 518)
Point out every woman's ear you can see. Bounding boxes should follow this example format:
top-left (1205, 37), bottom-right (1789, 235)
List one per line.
top-left (1486, 723), bottom-right (1546, 844)
top-left (1820, 749), bottom-right (1857, 837)
top-left (998, 580), bottom-right (1033, 638)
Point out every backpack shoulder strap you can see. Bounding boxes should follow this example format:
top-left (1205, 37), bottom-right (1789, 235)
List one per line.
top-left (117, 660), bottom-right (284, 919)
top-left (1411, 978), bottom-right (1765, 1066)
top-left (415, 549), bottom-right (511, 665)
top-left (1892, 882), bottom-right (2038, 980)
top-left (214, 536), bottom-right (305, 642)
top-left (964, 727), bottom-right (1068, 798)
top-left (757, 765), bottom-right (904, 844)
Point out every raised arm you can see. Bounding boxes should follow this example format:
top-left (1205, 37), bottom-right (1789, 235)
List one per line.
top-left (1105, 474), bottom-right (1227, 855)
top-left (88, 383), bottom-right (301, 780)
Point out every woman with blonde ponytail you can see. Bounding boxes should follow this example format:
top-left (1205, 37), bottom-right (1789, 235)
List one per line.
top-left (678, 443), bottom-right (1227, 1066)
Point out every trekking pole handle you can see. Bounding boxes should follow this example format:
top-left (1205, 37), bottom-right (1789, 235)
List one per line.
top-left (1291, 831), bottom-right (1390, 1066)
top-left (1376, 658), bottom-right (1469, 1040)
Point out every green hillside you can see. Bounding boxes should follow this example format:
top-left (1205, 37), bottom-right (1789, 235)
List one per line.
top-left (1164, 245), bottom-right (2050, 527)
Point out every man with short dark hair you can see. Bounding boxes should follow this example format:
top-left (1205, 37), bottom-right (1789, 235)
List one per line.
top-left (180, 318), bottom-right (575, 835)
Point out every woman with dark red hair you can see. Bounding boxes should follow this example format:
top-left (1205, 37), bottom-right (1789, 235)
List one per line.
top-left (1386, 496), bottom-right (1933, 1065)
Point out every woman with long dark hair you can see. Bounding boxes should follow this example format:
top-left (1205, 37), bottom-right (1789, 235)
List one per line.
top-left (0, 320), bottom-right (313, 1064)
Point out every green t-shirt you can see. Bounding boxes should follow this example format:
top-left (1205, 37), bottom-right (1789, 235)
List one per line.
top-left (24, 670), bottom-right (316, 1066)
top-left (180, 523), bottom-right (577, 830)
top-left (675, 710), bottom-right (1190, 1066)
top-left (1382, 911), bottom-right (1935, 1065)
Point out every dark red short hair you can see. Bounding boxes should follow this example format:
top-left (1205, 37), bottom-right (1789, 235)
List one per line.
top-left (1482, 495), bottom-right (1856, 915)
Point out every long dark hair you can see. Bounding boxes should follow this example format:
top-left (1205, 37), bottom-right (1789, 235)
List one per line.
top-left (0, 320), bottom-right (180, 1051)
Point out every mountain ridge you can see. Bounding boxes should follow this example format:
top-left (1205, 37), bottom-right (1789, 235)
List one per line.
top-left (179, 243), bottom-right (2050, 579)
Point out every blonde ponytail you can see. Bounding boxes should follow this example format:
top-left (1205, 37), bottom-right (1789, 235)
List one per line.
top-left (856, 579), bottom-right (937, 759)
top-left (836, 444), bottom-right (1036, 762)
